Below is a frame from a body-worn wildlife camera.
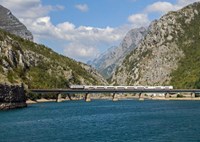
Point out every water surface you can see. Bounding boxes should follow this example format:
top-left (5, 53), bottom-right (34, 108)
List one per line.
top-left (1, 100), bottom-right (200, 142)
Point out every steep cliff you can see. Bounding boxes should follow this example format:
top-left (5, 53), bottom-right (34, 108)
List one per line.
top-left (0, 5), bottom-right (33, 41)
top-left (0, 29), bottom-right (107, 88)
top-left (112, 2), bottom-right (200, 88)
top-left (89, 27), bottom-right (147, 79)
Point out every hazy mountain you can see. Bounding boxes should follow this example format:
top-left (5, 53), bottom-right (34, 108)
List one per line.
top-left (88, 27), bottom-right (147, 79)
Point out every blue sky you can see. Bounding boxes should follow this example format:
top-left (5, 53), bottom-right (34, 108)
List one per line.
top-left (0, 0), bottom-right (199, 63)
top-left (42, 0), bottom-right (151, 27)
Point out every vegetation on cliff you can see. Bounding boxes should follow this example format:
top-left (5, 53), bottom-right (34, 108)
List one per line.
top-left (170, 3), bottom-right (200, 89)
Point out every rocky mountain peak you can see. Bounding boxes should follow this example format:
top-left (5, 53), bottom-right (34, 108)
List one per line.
top-left (0, 5), bottom-right (33, 41)
top-left (120, 27), bottom-right (146, 50)
top-left (89, 27), bottom-right (147, 79)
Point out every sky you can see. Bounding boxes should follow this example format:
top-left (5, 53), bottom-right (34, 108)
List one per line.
top-left (0, 0), bottom-right (199, 63)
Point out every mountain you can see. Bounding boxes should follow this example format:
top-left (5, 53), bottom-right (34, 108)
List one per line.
top-left (0, 5), bottom-right (33, 41)
top-left (111, 2), bottom-right (200, 89)
top-left (0, 29), bottom-right (107, 88)
top-left (0, 30), bottom-right (107, 88)
top-left (88, 27), bottom-right (147, 79)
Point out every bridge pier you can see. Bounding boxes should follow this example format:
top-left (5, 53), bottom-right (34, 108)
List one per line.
top-left (165, 93), bottom-right (170, 99)
top-left (139, 93), bottom-right (144, 101)
top-left (85, 93), bottom-right (91, 102)
top-left (191, 92), bottom-right (195, 98)
top-left (56, 94), bottom-right (62, 102)
top-left (112, 93), bottom-right (119, 101)
top-left (66, 94), bottom-right (72, 100)
top-left (134, 93), bottom-right (140, 98)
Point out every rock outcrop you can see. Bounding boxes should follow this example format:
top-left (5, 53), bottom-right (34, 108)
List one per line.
top-left (0, 5), bottom-right (33, 41)
top-left (0, 84), bottom-right (27, 110)
top-left (88, 27), bottom-right (147, 79)
top-left (112, 2), bottom-right (200, 88)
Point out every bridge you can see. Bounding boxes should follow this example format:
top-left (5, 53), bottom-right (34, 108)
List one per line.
top-left (30, 88), bottom-right (200, 102)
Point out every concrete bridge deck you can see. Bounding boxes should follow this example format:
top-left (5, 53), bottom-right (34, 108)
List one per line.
top-left (29, 88), bottom-right (200, 102)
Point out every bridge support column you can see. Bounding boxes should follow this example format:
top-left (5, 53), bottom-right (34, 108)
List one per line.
top-left (112, 93), bottom-right (119, 101)
top-left (56, 94), bottom-right (62, 102)
top-left (66, 94), bottom-right (72, 100)
top-left (139, 93), bottom-right (144, 101)
top-left (191, 92), bottom-right (195, 98)
top-left (85, 93), bottom-right (91, 102)
top-left (134, 93), bottom-right (140, 98)
top-left (165, 93), bottom-right (170, 100)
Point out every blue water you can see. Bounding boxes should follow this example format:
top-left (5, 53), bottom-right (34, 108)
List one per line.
top-left (1, 100), bottom-right (200, 142)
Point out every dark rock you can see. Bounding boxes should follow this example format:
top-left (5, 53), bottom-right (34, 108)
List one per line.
top-left (0, 84), bottom-right (27, 110)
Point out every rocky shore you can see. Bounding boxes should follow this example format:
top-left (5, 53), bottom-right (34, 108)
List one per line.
top-left (0, 84), bottom-right (27, 110)
top-left (0, 102), bottom-right (27, 110)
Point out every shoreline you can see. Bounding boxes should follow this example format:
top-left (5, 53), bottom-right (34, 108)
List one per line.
top-left (26, 97), bottom-right (200, 104)
top-left (26, 99), bottom-right (56, 104)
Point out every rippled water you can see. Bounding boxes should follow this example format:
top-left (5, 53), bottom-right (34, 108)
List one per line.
top-left (1, 100), bottom-right (200, 142)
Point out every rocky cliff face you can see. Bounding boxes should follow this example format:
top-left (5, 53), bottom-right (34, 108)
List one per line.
top-left (88, 27), bottom-right (147, 79)
top-left (0, 29), bottom-right (107, 88)
top-left (0, 5), bottom-right (33, 41)
top-left (112, 2), bottom-right (200, 88)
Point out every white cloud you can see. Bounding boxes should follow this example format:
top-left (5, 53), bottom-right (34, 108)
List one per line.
top-left (146, 2), bottom-right (178, 13)
top-left (57, 22), bottom-right (75, 31)
top-left (128, 14), bottom-right (150, 28)
top-left (0, 0), bottom-right (64, 19)
top-left (29, 18), bottom-right (124, 43)
top-left (128, 0), bottom-right (200, 29)
top-left (64, 43), bottom-right (99, 62)
top-left (177, 0), bottom-right (200, 7)
top-left (75, 4), bottom-right (88, 12)
top-left (145, 0), bottom-right (200, 14)
top-left (0, 0), bottom-right (40, 8)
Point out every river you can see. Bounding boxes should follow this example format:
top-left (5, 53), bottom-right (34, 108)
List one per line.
top-left (1, 100), bottom-right (200, 142)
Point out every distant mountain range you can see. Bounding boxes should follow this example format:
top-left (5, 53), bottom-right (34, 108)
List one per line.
top-left (88, 27), bottom-right (147, 79)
